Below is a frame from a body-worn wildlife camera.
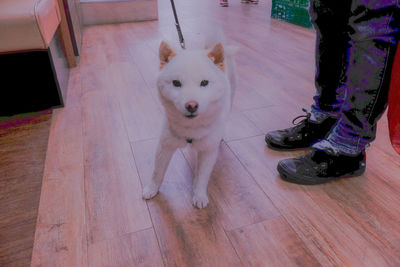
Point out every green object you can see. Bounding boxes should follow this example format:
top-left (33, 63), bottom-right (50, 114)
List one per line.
top-left (271, 0), bottom-right (313, 28)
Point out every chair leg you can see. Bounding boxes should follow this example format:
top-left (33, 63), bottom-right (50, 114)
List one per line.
top-left (56, 0), bottom-right (77, 68)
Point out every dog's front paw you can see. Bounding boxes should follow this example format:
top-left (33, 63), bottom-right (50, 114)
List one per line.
top-left (142, 183), bottom-right (159, 200)
top-left (192, 193), bottom-right (209, 209)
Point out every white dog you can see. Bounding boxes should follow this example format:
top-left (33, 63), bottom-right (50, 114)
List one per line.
top-left (142, 35), bottom-right (237, 208)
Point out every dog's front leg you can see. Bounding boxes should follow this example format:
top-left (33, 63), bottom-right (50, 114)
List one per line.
top-left (192, 148), bottom-right (219, 209)
top-left (142, 140), bottom-right (177, 200)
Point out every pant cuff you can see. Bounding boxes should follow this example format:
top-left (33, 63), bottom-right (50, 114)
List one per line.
top-left (310, 105), bottom-right (340, 123)
top-left (313, 124), bottom-right (368, 155)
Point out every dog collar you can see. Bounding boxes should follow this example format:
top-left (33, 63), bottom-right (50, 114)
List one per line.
top-left (186, 138), bottom-right (193, 144)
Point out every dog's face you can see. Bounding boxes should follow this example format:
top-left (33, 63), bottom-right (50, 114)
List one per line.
top-left (157, 41), bottom-right (229, 120)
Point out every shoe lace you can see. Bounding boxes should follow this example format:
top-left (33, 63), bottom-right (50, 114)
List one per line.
top-left (285, 108), bottom-right (312, 137)
top-left (292, 108), bottom-right (311, 125)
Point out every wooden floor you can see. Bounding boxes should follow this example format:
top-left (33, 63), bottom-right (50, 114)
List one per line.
top-left (29, 0), bottom-right (400, 266)
top-left (0, 110), bottom-right (52, 267)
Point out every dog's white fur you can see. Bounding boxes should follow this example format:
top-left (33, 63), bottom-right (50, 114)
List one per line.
top-left (142, 33), bottom-right (237, 208)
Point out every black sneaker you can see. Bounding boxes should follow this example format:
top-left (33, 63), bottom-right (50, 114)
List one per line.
top-left (277, 149), bottom-right (366, 185)
top-left (265, 109), bottom-right (337, 150)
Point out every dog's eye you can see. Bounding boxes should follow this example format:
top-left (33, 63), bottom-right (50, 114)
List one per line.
top-left (200, 80), bottom-right (209, 87)
top-left (172, 80), bottom-right (182, 87)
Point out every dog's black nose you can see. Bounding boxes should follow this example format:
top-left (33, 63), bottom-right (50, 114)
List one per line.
top-left (185, 101), bottom-right (198, 113)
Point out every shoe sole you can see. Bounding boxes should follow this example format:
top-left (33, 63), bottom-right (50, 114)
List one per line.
top-left (265, 136), bottom-right (312, 151)
top-left (277, 164), bottom-right (366, 185)
top-left (266, 142), bottom-right (309, 151)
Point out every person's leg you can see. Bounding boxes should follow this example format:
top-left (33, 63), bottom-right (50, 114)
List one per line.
top-left (220, 0), bottom-right (228, 7)
top-left (278, 0), bottom-right (400, 184)
top-left (265, 0), bottom-right (351, 149)
top-left (314, 0), bottom-right (400, 155)
top-left (310, 0), bottom-right (352, 118)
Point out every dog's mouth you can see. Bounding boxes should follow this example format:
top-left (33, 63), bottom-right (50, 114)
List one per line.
top-left (185, 113), bottom-right (197, 119)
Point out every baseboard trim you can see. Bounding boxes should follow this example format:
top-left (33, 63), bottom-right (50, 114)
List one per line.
top-left (81, 0), bottom-right (158, 25)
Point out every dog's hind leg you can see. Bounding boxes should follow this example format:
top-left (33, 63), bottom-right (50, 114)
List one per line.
top-left (142, 140), bottom-right (178, 199)
top-left (192, 147), bottom-right (219, 208)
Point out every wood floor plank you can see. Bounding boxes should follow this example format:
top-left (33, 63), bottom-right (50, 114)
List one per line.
top-left (32, 161), bottom-right (86, 265)
top-left (31, 68), bottom-right (87, 267)
top-left (32, 154), bottom-right (87, 267)
top-left (224, 109), bottom-right (262, 141)
top-left (107, 61), bottom-right (163, 142)
top-left (181, 142), bottom-right (280, 231)
top-left (242, 105), bottom-right (306, 134)
top-left (80, 40), bottom-right (152, 245)
top-left (82, 25), bottom-right (163, 142)
top-left (314, 171), bottom-right (400, 265)
top-left (367, 145), bottom-right (400, 192)
top-left (228, 216), bottom-right (320, 267)
top-left (214, 4), bottom-right (316, 86)
top-left (232, 81), bottom-right (272, 112)
top-left (228, 135), bottom-right (400, 266)
top-left (132, 139), bottom-right (243, 266)
top-left (128, 42), bottom-right (163, 106)
top-left (80, 26), bottom-right (108, 68)
top-left (88, 228), bottom-right (164, 267)
top-left (81, 88), bottom-right (152, 245)
top-left (234, 52), bottom-right (313, 109)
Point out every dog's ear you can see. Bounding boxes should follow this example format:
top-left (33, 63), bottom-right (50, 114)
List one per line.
top-left (159, 41), bottom-right (176, 69)
top-left (207, 43), bottom-right (225, 72)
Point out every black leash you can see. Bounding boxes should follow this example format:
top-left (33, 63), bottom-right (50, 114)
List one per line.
top-left (170, 0), bottom-right (185, 49)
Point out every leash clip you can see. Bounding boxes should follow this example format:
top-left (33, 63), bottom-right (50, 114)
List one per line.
top-left (175, 22), bottom-right (185, 49)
